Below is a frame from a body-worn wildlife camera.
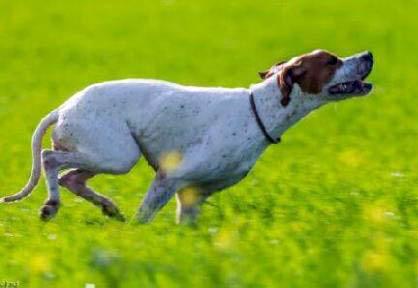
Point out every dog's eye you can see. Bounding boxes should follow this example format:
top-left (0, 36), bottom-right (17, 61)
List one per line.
top-left (327, 57), bottom-right (338, 65)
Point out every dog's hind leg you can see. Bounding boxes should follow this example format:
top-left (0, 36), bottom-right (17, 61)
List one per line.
top-left (41, 121), bottom-right (141, 220)
top-left (40, 138), bottom-right (141, 220)
top-left (59, 169), bottom-right (125, 221)
top-left (40, 148), bottom-right (138, 220)
top-left (40, 149), bottom-right (64, 220)
top-left (40, 150), bottom-right (92, 220)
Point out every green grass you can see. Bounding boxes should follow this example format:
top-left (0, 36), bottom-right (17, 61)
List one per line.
top-left (0, 0), bottom-right (417, 287)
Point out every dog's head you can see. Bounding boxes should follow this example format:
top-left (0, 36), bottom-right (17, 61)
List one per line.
top-left (259, 50), bottom-right (373, 106)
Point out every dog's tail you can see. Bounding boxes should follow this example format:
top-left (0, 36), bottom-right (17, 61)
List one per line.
top-left (0, 110), bottom-right (59, 203)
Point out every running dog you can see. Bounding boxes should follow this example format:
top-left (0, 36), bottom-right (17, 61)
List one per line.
top-left (1, 49), bottom-right (373, 223)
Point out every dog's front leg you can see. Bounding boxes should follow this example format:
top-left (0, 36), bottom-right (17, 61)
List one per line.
top-left (136, 172), bottom-right (181, 223)
top-left (175, 191), bottom-right (208, 225)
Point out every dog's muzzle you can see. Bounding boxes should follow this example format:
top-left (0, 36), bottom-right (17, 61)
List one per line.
top-left (328, 51), bottom-right (374, 97)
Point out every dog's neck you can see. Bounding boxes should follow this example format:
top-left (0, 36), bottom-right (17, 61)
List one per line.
top-left (250, 77), bottom-right (325, 142)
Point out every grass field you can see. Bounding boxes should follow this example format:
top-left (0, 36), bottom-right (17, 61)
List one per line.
top-left (0, 0), bottom-right (417, 287)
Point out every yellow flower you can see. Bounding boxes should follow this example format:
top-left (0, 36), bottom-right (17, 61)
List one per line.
top-left (30, 255), bottom-right (50, 274)
top-left (214, 229), bottom-right (236, 250)
top-left (159, 151), bottom-right (183, 173)
top-left (179, 186), bottom-right (200, 206)
top-left (363, 202), bottom-right (396, 225)
top-left (362, 250), bottom-right (389, 273)
top-left (338, 149), bottom-right (364, 167)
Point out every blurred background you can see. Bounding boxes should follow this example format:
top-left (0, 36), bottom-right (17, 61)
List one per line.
top-left (0, 0), bottom-right (417, 287)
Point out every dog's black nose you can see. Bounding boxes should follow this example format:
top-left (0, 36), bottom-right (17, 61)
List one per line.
top-left (358, 51), bottom-right (373, 79)
top-left (361, 51), bottom-right (373, 64)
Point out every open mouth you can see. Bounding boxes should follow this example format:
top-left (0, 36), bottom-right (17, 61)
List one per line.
top-left (328, 79), bottom-right (372, 95)
top-left (328, 55), bottom-right (373, 96)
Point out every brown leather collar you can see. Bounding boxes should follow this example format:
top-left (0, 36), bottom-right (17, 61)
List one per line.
top-left (249, 92), bottom-right (281, 144)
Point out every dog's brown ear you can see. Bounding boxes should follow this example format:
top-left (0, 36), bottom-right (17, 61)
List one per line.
top-left (278, 63), bottom-right (306, 107)
top-left (259, 60), bottom-right (287, 80)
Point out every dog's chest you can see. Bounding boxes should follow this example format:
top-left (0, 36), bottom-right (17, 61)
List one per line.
top-left (125, 86), bottom-right (267, 178)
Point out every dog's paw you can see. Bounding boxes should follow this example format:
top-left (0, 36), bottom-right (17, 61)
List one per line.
top-left (40, 201), bottom-right (60, 221)
top-left (136, 210), bottom-right (154, 224)
top-left (101, 203), bottom-right (125, 222)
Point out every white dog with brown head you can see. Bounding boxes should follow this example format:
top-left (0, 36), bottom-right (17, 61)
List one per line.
top-left (1, 49), bottom-right (373, 224)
